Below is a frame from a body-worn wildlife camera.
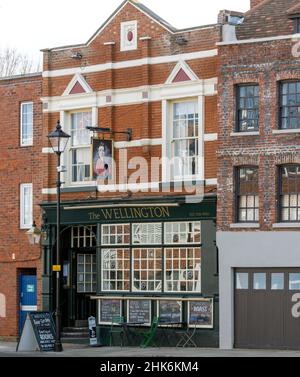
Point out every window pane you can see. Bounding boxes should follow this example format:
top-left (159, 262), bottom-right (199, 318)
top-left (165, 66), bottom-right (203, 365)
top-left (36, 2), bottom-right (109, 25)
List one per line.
top-left (280, 82), bottom-right (300, 130)
top-left (289, 273), bottom-right (300, 290)
top-left (21, 103), bottom-right (33, 145)
top-left (236, 273), bottom-right (248, 289)
top-left (253, 273), bottom-right (266, 290)
top-left (237, 85), bottom-right (259, 132)
top-left (271, 273), bottom-right (284, 290)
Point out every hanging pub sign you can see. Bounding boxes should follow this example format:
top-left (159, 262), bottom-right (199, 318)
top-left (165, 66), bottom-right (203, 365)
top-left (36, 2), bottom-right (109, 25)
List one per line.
top-left (188, 299), bottom-right (214, 328)
top-left (17, 312), bottom-right (56, 352)
top-left (92, 139), bottom-right (113, 181)
top-left (98, 299), bottom-right (122, 324)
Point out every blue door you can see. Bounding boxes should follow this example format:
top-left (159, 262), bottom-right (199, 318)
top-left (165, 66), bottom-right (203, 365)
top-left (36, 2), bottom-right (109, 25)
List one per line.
top-left (19, 275), bottom-right (37, 334)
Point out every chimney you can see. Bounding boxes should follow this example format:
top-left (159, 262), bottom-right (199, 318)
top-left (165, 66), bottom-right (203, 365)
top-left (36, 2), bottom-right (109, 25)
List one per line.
top-left (250, 0), bottom-right (264, 9)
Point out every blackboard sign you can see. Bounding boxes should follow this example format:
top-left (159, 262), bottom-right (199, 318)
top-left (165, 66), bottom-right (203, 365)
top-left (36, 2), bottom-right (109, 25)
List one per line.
top-left (158, 300), bottom-right (182, 324)
top-left (188, 300), bottom-right (213, 328)
top-left (17, 312), bottom-right (56, 352)
top-left (128, 300), bottom-right (151, 325)
top-left (99, 299), bottom-right (121, 324)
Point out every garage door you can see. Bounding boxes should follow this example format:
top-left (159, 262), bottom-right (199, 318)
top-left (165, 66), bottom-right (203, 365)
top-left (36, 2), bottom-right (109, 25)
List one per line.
top-left (235, 268), bottom-right (300, 349)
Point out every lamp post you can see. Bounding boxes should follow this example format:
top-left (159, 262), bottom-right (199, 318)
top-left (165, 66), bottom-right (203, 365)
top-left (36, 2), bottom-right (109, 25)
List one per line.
top-left (48, 120), bottom-right (70, 352)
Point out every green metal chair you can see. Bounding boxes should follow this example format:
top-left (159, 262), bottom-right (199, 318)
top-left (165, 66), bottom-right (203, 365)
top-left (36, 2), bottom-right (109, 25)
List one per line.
top-left (140, 316), bottom-right (160, 348)
top-left (109, 316), bottom-right (125, 347)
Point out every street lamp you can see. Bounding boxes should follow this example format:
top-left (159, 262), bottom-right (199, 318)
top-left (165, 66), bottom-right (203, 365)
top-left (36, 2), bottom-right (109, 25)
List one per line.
top-left (48, 120), bottom-right (70, 352)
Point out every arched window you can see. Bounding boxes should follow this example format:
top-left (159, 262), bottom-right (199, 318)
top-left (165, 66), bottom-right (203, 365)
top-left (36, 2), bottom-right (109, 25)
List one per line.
top-left (279, 165), bottom-right (300, 222)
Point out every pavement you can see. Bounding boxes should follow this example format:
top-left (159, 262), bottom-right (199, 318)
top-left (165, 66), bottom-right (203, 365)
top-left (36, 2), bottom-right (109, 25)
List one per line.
top-left (0, 341), bottom-right (299, 357)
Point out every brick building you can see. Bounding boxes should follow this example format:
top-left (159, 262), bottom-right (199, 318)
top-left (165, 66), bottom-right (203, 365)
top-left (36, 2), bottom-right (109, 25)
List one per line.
top-left (0, 0), bottom-right (221, 345)
top-left (217, 0), bottom-right (300, 350)
top-left (0, 73), bottom-right (43, 339)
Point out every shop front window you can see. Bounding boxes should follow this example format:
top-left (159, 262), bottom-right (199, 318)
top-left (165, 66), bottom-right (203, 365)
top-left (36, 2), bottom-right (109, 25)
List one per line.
top-left (132, 248), bottom-right (162, 292)
top-left (164, 222), bottom-right (201, 244)
top-left (102, 224), bottom-right (130, 245)
top-left (132, 223), bottom-right (162, 245)
top-left (102, 249), bottom-right (130, 291)
top-left (164, 248), bottom-right (201, 292)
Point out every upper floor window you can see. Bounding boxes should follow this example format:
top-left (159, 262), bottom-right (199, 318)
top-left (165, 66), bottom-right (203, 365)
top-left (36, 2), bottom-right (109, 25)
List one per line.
top-left (294, 18), bottom-right (300, 34)
top-left (280, 82), bottom-right (300, 129)
top-left (236, 85), bottom-right (259, 132)
top-left (172, 100), bottom-right (199, 179)
top-left (20, 102), bottom-right (33, 146)
top-left (70, 111), bottom-right (92, 183)
top-left (279, 165), bottom-right (300, 222)
top-left (236, 167), bottom-right (259, 223)
top-left (20, 183), bottom-right (32, 229)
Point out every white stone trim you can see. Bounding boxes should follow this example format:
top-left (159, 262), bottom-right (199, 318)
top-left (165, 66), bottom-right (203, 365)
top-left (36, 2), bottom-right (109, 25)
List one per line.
top-left (230, 132), bottom-right (260, 137)
top-left (120, 20), bottom-right (138, 51)
top-left (42, 79), bottom-right (217, 113)
top-left (273, 223), bottom-right (300, 228)
top-left (206, 178), bottom-right (217, 186)
top-left (42, 148), bottom-right (54, 154)
top-left (63, 74), bottom-right (93, 96)
top-left (230, 223), bottom-right (260, 229)
top-left (97, 182), bottom-right (160, 192)
top-left (103, 42), bottom-right (116, 45)
top-left (273, 129), bottom-right (300, 135)
top-left (204, 133), bottom-right (218, 142)
top-left (42, 49), bottom-right (218, 78)
top-left (114, 138), bottom-right (163, 149)
top-left (165, 60), bottom-right (198, 84)
top-left (42, 188), bottom-right (57, 195)
top-left (217, 33), bottom-right (300, 46)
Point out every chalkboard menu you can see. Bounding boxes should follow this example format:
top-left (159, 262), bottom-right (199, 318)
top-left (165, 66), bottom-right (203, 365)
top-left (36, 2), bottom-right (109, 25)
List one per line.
top-left (128, 300), bottom-right (151, 325)
top-left (30, 312), bottom-right (56, 351)
top-left (99, 299), bottom-right (121, 324)
top-left (188, 300), bottom-right (213, 328)
top-left (158, 300), bottom-right (182, 324)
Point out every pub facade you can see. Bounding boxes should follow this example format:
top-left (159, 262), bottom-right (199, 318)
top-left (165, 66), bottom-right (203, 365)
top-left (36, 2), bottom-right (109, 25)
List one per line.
top-left (40, 0), bottom-right (219, 346)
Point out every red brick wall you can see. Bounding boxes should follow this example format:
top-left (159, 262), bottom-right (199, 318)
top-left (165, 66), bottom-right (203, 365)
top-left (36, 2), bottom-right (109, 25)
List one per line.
top-left (218, 38), bottom-right (300, 231)
top-left (0, 74), bottom-right (43, 338)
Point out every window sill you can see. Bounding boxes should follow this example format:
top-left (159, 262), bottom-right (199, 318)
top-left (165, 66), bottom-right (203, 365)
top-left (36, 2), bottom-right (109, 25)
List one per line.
top-left (273, 223), bottom-right (300, 229)
top-left (272, 129), bottom-right (300, 134)
top-left (61, 185), bottom-right (97, 193)
top-left (230, 223), bottom-right (260, 229)
top-left (230, 132), bottom-right (260, 137)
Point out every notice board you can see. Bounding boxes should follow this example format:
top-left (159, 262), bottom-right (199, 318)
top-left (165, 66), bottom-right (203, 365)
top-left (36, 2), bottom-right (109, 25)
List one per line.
top-left (188, 299), bottom-right (213, 328)
top-left (128, 300), bottom-right (151, 324)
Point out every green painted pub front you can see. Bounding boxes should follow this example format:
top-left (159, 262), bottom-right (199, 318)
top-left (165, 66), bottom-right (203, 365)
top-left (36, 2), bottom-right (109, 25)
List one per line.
top-left (41, 196), bottom-right (218, 347)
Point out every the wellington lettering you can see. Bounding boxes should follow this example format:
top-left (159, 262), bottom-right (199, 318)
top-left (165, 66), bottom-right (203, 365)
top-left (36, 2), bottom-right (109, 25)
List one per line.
top-left (88, 207), bottom-right (170, 221)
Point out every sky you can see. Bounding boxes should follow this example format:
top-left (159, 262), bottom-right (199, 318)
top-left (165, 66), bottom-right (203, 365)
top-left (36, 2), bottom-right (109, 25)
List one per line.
top-left (0, 0), bottom-right (249, 63)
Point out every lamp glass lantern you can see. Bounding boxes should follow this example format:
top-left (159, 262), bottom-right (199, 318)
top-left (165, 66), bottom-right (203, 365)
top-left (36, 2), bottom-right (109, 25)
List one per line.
top-left (48, 121), bottom-right (71, 154)
top-left (26, 222), bottom-right (42, 245)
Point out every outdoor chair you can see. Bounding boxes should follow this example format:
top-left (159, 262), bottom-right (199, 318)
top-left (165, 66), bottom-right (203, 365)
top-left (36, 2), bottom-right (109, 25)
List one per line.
top-left (109, 316), bottom-right (125, 347)
top-left (140, 316), bottom-right (160, 348)
top-left (176, 325), bottom-right (197, 348)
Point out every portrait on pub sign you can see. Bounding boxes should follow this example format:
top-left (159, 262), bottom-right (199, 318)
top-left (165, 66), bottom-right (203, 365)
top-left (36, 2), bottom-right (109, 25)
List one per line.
top-left (92, 139), bottom-right (113, 181)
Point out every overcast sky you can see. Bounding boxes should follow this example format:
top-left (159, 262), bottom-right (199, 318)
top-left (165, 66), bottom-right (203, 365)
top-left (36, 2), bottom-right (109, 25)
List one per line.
top-left (0, 0), bottom-right (249, 62)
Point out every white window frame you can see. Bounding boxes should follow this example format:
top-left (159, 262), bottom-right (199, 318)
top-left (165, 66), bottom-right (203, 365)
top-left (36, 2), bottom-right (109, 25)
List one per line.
top-left (164, 247), bottom-right (201, 293)
top-left (71, 226), bottom-right (97, 248)
top-left (132, 223), bottom-right (162, 245)
top-left (20, 102), bottom-right (33, 147)
top-left (164, 221), bottom-right (201, 245)
top-left (20, 183), bottom-right (33, 229)
top-left (162, 97), bottom-right (204, 183)
top-left (132, 248), bottom-right (162, 292)
top-left (101, 248), bottom-right (130, 292)
top-left (62, 108), bottom-right (97, 187)
top-left (101, 224), bottom-right (130, 246)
